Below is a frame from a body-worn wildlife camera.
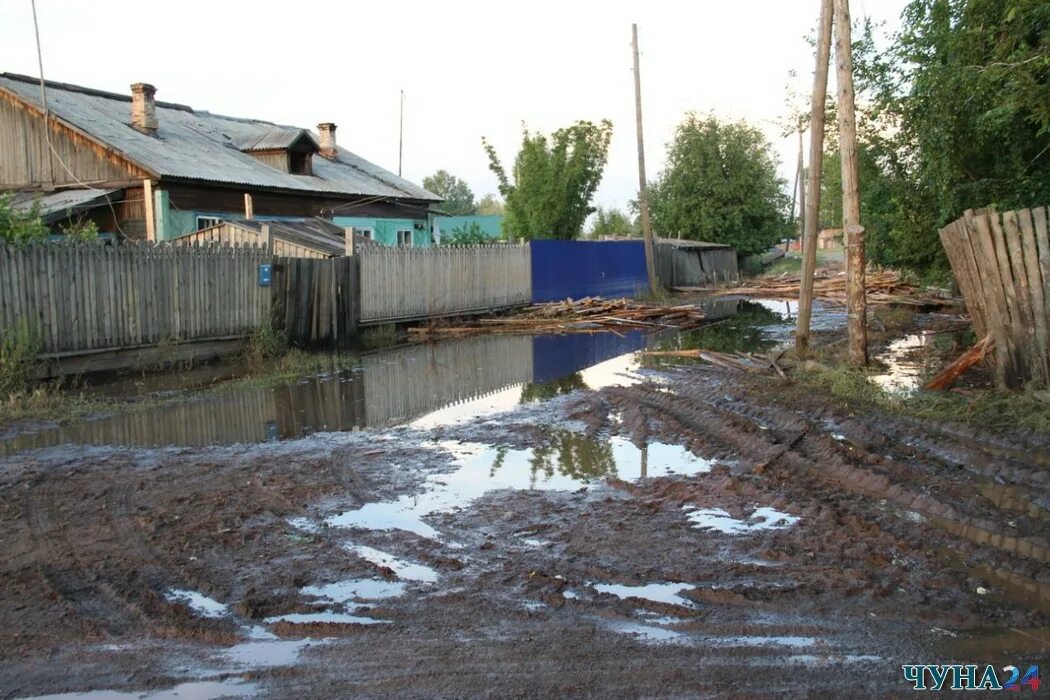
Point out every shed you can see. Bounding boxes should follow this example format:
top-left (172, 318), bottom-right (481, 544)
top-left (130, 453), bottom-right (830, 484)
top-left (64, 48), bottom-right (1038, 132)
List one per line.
top-left (654, 238), bottom-right (739, 288)
top-left (175, 218), bottom-right (374, 258)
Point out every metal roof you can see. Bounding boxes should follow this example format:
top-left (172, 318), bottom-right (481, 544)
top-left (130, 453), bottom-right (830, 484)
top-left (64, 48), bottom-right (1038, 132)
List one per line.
top-left (0, 73), bottom-right (440, 202)
top-left (237, 128), bottom-right (319, 152)
top-left (7, 188), bottom-right (121, 223)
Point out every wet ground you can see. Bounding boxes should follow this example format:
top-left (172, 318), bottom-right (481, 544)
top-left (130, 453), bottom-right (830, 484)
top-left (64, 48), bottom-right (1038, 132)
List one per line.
top-left (1, 298), bottom-right (1047, 698)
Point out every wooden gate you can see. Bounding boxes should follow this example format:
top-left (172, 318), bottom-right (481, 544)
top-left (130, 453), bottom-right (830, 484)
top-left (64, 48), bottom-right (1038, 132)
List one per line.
top-left (272, 255), bottom-right (359, 347)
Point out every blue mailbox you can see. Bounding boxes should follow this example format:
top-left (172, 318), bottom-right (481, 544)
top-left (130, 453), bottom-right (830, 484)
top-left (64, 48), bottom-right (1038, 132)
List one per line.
top-left (258, 264), bottom-right (272, 287)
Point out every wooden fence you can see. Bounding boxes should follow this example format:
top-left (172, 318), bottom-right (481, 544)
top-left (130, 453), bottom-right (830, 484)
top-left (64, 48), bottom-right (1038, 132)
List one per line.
top-left (359, 244), bottom-right (531, 323)
top-left (655, 244), bottom-right (739, 288)
top-left (271, 255), bottom-right (359, 347)
top-left (0, 242), bottom-right (271, 355)
top-left (939, 206), bottom-right (1050, 388)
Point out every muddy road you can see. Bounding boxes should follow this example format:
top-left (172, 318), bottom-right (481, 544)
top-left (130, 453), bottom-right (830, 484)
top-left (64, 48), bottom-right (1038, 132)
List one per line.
top-left (1, 301), bottom-right (1048, 698)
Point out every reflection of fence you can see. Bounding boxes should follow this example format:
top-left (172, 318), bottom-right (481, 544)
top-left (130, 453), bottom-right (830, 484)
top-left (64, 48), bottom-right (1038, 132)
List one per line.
top-left (361, 335), bottom-right (533, 425)
top-left (0, 242), bottom-right (270, 354)
top-left (359, 245), bottom-right (531, 323)
top-left (939, 207), bottom-right (1050, 388)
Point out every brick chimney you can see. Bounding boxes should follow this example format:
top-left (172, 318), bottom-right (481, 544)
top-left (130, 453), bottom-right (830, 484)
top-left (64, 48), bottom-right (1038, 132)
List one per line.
top-left (130, 83), bottom-right (158, 134)
top-left (317, 123), bottom-right (337, 158)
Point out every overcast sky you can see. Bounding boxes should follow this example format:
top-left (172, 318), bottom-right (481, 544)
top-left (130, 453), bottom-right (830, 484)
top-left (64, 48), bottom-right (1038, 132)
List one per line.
top-left (1, 0), bottom-right (909, 211)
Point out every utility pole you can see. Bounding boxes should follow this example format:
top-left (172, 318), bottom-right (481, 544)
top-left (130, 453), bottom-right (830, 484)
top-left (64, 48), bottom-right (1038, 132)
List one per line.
top-left (789, 126), bottom-right (804, 253)
top-left (398, 89), bottom-right (404, 177)
top-left (632, 24), bottom-right (658, 295)
top-left (834, 0), bottom-right (868, 365)
top-left (795, 0), bottom-right (834, 356)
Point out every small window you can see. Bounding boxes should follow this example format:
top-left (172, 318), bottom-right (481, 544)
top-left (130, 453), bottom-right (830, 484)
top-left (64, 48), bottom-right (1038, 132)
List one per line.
top-left (396, 229), bottom-right (413, 247)
top-left (353, 227), bottom-right (373, 240)
top-left (289, 150), bottom-right (312, 175)
top-left (196, 216), bottom-right (222, 231)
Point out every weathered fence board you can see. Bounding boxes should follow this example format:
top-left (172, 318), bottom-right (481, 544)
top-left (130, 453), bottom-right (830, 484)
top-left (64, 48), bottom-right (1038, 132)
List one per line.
top-left (654, 243), bottom-right (739, 288)
top-left (271, 255), bottom-right (358, 346)
top-left (359, 244), bottom-right (531, 323)
top-left (0, 242), bottom-right (271, 355)
top-left (940, 206), bottom-right (1050, 388)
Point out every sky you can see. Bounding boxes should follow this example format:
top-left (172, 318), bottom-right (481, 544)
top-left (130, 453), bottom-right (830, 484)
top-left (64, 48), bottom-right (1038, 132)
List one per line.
top-left (0, 0), bottom-right (910, 212)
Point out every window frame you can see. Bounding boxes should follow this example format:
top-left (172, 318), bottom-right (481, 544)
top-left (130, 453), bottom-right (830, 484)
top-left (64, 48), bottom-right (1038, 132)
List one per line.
top-left (195, 216), bottom-right (222, 231)
top-left (395, 229), bottom-right (413, 247)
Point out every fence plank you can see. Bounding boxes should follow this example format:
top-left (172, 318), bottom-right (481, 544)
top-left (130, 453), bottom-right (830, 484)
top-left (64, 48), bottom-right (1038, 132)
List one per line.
top-left (1018, 209), bottom-right (1049, 384)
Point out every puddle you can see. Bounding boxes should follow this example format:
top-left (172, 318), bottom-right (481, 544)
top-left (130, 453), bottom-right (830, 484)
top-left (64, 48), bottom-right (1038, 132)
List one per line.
top-left (592, 582), bottom-right (696, 606)
top-left (328, 434), bottom-right (714, 544)
top-left (683, 506), bottom-right (800, 534)
top-left (222, 636), bottom-right (320, 668)
top-left (303, 578), bottom-right (407, 603)
top-left (606, 620), bottom-right (688, 644)
top-left (264, 612), bottom-right (391, 625)
top-left (718, 635), bottom-right (817, 648)
top-left (164, 589), bottom-right (229, 618)
top-left (1, 299), bottom-right (845, 456)
top-left (347, 545), bottom-right (439, 583)
top-left (20, 681), bottom-right (256, 700)
top-left (870, 333), bottom-right (934, 392)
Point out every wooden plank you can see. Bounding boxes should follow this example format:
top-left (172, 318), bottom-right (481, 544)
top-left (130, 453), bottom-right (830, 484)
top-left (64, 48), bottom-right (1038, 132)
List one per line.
top-left (969, 211), bottom-right (1016, 387)
top-left (1002, 210), bottom-right (1037, 383)
top-left (1018, 209), bottom-right (1049, 384)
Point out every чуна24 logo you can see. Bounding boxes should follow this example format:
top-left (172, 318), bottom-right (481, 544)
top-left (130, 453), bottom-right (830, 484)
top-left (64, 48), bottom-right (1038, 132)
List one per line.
top-left (902, 664), bottom-right (1039, 691)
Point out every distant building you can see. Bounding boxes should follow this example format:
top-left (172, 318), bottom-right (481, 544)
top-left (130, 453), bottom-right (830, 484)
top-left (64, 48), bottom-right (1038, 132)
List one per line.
top-left (0, 73), bottom-right (442, 241)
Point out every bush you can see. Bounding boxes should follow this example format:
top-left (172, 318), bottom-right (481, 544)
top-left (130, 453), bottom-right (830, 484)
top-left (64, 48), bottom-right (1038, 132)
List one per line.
top-left (0, 319), bottom-right (42, 397)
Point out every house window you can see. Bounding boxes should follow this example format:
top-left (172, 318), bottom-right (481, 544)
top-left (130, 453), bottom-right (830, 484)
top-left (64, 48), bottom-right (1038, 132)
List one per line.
top-left (289, 150), bottom-right (312, 175)
top-left (396, 229), bottom-right (413, 247)
top-left (196, 216), bottom-right (222, 231)
top-left (353, 227), bottom-right (373, 240)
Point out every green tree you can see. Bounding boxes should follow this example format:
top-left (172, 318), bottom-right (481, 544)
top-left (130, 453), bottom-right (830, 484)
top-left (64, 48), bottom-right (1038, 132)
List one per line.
top-left (475, 194), bottom-right (505, 216)
top-left (847, 0), bottom-right (1050, 274)
top-left (0, 195), bottom-right (48, 244)
top-left (588, 206), bottom-right (639, 238)
top-left (482, 119), bottom-right (613, 240)
top-left (648, 114), bottom-right (791, 256)
top-left (422, 170), bottom-right (476, 215)
top-left (440, 221), bottom-right (494, 246)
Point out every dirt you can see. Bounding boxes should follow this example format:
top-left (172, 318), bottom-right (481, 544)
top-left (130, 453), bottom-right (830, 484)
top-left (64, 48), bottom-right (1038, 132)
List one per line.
top-left (1, 347), bottom-right (1048, 698)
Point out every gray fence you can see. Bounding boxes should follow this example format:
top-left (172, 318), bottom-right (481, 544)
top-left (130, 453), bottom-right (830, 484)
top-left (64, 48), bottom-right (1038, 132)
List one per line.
top-left (359, 244), bottom-right (531, 323)
top-left (0, 242), bottom-right (270, 355)
top-left (655, 243), bottom-right (739, 288)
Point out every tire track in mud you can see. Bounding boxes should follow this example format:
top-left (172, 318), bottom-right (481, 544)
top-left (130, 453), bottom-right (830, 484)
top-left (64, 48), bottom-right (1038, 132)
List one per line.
top-left (576, 374), bottom-right (1050, 617)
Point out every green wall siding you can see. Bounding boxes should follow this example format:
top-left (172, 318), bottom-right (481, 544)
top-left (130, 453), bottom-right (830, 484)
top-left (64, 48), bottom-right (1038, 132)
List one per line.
top-left (332, 216), bottom-right (431, 247)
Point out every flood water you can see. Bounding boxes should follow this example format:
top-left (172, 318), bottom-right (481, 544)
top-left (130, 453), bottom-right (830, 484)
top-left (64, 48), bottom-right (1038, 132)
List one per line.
top-left (0, 298), bottom-right (820, 455)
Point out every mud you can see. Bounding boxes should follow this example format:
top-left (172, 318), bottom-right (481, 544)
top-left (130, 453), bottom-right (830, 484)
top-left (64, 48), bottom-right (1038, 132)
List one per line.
top-left (1, 302), bottom-right (1048, 697)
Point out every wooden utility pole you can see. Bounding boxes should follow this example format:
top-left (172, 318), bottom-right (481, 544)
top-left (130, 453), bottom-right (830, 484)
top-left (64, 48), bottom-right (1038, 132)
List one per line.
top-left (834, 0), bottom-right (868, 365)
top-left (143, 179), bottom-right (156, 243)
top-left (632, 23), bottom-right (658, 295)
top-left (795, 0), bottom-right (834, 356)
top-left (789, 127), bottom-right (805, 253)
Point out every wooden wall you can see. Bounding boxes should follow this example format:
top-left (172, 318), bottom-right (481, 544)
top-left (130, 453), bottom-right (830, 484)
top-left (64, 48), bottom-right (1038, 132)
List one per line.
top-left (0, 91), bottom-right (146, 188)
top-left (359, 244), bottom-right (531, 323)
top-left (655, 244), bottom-right (739, 288)
top-left (0, 242), bottom-right (271, 354)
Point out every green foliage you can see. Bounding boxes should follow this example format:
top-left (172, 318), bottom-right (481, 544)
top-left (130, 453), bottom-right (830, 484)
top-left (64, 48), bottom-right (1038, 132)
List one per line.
top-left (588, 206), bottom-right (639, 238)
top-left (648, 114), bottom-right (792, 257)
top-left (475, 194), bottom-right (505, 216)
top-left (0, 194), bottom-right (48, 244)
top-left (423, 170), bottom-right (476, 215)
top-left (0, 318), bottom-right (42, 398)
top-left (243, 323), bottom-right (287, 366)
top-left (441, 221), bottom-right (494, 246)
top-left (60, 218), bottom-right (99, 243)
top-left (483, 120), bottom-right (613, 240)
top-left (845, 1), bottom-right (1050, 273)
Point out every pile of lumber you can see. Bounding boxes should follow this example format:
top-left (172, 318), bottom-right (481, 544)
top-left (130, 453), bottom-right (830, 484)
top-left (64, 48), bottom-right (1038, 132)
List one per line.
top-left (640, 349), bottom-right (781, 374)
top-left (408, 297), bottom-right (706, 338)
top-left (704, 269), bottom-right (958, 307)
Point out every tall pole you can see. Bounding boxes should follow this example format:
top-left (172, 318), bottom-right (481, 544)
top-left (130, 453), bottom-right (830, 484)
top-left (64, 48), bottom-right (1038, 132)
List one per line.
top-left (632, 23), bottom-right (658, 295)
top-left (398, 89), bottom-right (404, 177)
top-left (795, 0), bottom-right (834, 356)
top-left (834, 0), bottom-right (868, 365)
top-left (789, 126), bottom-right (804, 253)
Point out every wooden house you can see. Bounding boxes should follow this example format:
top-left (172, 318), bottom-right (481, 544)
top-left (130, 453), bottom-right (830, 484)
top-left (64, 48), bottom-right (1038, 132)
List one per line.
top-left (0, 73), bottom-right (442, 241)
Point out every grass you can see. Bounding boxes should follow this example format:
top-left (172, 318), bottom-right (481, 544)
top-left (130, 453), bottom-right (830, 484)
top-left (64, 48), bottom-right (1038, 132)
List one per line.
top-left (0, 319), bottom-right (42, 397)
top-left (358, 324), bottom-right (402, 350)
top-left (791, 362), bottom-right (1050, 434)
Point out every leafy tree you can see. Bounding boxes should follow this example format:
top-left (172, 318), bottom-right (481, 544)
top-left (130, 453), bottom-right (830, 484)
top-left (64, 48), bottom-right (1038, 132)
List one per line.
top-left (648, 114), bottom-right (791, 256)
top-left (422, 170), bottom-right (475, 215)
top-left (0, 195), bottom-right (48, 244)
top-left (482, 120), bottom-right (613, 240)
top-left (847, 0), bottom-right (1050, 274)
top-left (440, 221), bottom-right (494, 246)
top-left (475, 194), bottom-right (505, 216)
top-left (588, 206), bottom-right (639, 238)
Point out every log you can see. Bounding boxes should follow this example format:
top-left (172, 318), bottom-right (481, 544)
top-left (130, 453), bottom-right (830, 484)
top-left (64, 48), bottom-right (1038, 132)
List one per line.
top-left (924, 334), bottom-right (994, 391)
